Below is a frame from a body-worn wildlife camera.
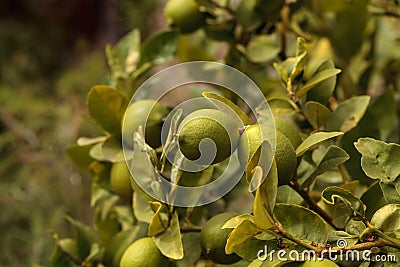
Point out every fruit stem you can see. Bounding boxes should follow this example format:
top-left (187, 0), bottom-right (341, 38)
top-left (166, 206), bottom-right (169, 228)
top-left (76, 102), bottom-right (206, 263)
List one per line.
top-left (289, 180), bottom-right (338, 230)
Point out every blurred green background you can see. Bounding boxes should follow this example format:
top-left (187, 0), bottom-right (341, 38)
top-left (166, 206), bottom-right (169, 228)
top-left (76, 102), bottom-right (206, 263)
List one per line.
top-left (0, 0), bottom-right (163, 266)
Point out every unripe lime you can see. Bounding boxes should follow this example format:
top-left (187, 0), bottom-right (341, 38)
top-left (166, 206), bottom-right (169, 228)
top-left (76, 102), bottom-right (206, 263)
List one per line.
top-left (274, 116), bottom-right (302, 148)
top-left (120, 237), bottom-right (169, 267)
top-left (238, 124), bottom-right (297, 185)
top-left (200, 212), bottom-right (241, 264)
top-left (110, 161), bottom-right (154, 202)
top-left (164, 0), bottom-right (206, 34)
top-left (122, 99), bottom-right (168, 148)
top-left (178, 109), bottom-right (241, 164)
top-left (110, 162), bottom-right (133, 202)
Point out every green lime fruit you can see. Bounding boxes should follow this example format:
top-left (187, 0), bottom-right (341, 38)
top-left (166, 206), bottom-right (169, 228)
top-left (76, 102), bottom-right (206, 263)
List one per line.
top-left (274, 116), bottom-right (302, 148)
top-left (164, 0), bottom-right (206, 34)
top-left (110, 162), bottom-right (133, 202)
top-left (178, 109), bottom-right (241, 164)
top-left (120, 237), bottom-right (169, 267)
top-left (238, 124), bottom-right (297, 185)
top-left (204, 22), bottom-right (235, 41)
top-left (122, 99), bottom-right (168, 148)
top-left (200, 212), bottom-right (241, 264)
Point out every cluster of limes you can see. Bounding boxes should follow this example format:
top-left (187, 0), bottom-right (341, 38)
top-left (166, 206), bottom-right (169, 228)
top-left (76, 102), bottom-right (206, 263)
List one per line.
top-left (114, 98), bottom-right (302, 265)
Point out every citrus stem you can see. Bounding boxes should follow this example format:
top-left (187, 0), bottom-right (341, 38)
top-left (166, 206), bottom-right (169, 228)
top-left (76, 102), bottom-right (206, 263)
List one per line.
top-left (289, 180), bottom-right (337, 230)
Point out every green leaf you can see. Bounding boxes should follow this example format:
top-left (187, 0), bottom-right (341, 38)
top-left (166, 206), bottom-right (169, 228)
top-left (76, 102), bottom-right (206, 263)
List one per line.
top-left (296, 132), bottom-right (343, 157)
top-left (354, 138), bottom-right (400, 183)
top-left (322, 186), bottom-right (365, 218)
top-left (301, 146), bottom-right (349, 189)
top-left (276, 185), bottom-right (303, 205)
top-left (371, 204), bottom-right (400, 234)
top-left (304, 101), bottom-right (332, 130)
top-left (115, 28), bottom-right (141, 74)
top-left (136, 30), bottom-right (179, 68)
top-left (202, 91), bottom-right (251, 125)
top-left (275, 204), bottom-right (329, 244)
top-left (232, 237), bottom-right (267, 262)
top-left (253, 161), bottom-right (278, 229)
top-left (148, 201), bottom-right (167, 236)
top-left (77, 136), bottom-right (107, 146)
top-left (246, 35), bottom-right (280, 63)
top-left (86, 85), bottom-right (128, 135)
top-left (326, 95), bottom-right (370, 133)
top-left (306, 60), bottom-right (338, 105)
top-left (153, 211), bottom-right (184, 260)
top-left (236, 0), bottom-right (263, 30)
top-left (296, 68), bottom-right (341, 98)
top-left (225, 220), bottom-right (262, 254)
top-left (65, 216), bottom-right (98, 260)
top-left (176, 233), bottom-right (202, 267)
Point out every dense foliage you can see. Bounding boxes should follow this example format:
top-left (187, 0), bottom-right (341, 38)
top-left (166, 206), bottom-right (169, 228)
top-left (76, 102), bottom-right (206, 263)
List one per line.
top-left (53, 0), bottom-right (400, 266)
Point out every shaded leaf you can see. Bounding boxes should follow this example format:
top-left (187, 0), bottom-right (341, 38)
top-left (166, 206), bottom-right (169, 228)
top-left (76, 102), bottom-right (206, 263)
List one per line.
top-left (380, 181), bottom-right (400, 204)
top-left (133, 192), bottom-right (155, 223)
top-left (361, 181), bottom-right (389, 220)
top-left (306, 59), bottom-right (337, 105)
top-left (137, 30), bottom-right (179, 68)
top-left (326, 95), bottom-right (370, 133)
top-left (355, 138), bottom-right (400, 183)
top-left (66, 144), bottom-right (94, 171)
top-left (86, 85), bottom-right (128, 135)
top-left (296, 132), bottom-right (343, 157)
top-left (65, 216), bottom-right (98, 260)
top-left (301, 146), bottom-right (349, 189)
top-left (176, 233), bottom-right (202, 267)
top-left (304, 101), bottom-right (332, 130)
top-left (153, 211), bottom-right (184, 260)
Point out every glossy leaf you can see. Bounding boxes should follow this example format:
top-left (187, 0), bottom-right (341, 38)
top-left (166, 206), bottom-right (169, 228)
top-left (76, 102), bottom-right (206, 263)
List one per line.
top-left (86, 85), bottom-right (128, 135)
top-left (275, 204), bottom-right (329, 244)
top-left (355, 138), bottom-right (400, 183)
top-left (153, 211), bottom-right (184, 260)
top-left (304, 101), bottom-right (332, 130)
top-left (326, 95), bottom-right (370, 133)
top-left (223, 214), bottom-right (255, 229)
top-left (301, 146), bottom-right (349, 189)
top-left (296, 132), bottom-right (343, 157)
